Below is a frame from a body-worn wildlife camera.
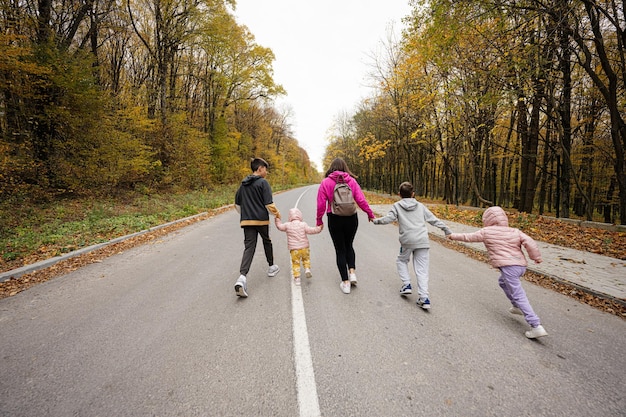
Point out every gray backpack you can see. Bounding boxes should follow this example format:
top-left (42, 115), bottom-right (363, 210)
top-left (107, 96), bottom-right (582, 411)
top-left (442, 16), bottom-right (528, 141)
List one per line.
top-left (331, 176), bottom-right (357, 216)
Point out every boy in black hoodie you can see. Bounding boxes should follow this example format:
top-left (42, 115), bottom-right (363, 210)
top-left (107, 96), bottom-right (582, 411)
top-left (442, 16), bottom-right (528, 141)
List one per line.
top-left (234, 158), bottom-right (281, 298)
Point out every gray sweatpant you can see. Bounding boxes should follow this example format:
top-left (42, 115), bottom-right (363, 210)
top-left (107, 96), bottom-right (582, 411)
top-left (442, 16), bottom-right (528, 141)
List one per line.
top-left (396, 247), bottom-right (430, 300)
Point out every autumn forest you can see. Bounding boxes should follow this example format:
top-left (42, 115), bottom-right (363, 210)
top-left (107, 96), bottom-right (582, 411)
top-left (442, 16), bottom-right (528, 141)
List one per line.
top-left (1, 0), bottom-right (625, 225)
top-left (326, 0), bottom-right (625, 225)
top-left (1, 0), bottom-right (319, 202)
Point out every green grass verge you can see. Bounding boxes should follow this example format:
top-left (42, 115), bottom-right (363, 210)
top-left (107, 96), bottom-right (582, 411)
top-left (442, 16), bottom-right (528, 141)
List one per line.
top-left (0, 186), bottom-right (238, 269)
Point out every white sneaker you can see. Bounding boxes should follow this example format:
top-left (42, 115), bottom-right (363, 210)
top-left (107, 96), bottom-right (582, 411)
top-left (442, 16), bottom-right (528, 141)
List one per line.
top-left (509, 306), bottom-right (523, 315)
top-left (348, 272), bottom-right (357, 286)
top-left (267, 265), bottom-right (280, 277)
top-left (525, 325), bottom-right (548, 339)
top-left (340, 280), bottom-right (351, 294)
top-left (294, 277), bottom-right (301, 286)
top-left (305, 268), bottom-right (312, 278)
top-left (235, 275), bottom-right (248, 298)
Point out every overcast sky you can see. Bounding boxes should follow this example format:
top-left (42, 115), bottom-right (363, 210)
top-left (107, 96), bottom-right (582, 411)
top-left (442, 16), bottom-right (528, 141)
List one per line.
top-left (233, 1), bottom-right (412, 171)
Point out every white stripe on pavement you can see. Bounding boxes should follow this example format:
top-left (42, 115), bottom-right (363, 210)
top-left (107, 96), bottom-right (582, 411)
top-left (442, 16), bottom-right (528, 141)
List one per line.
top-left (292, 280), bottom-right (321, 417)
top-left (292, 186), bottom-right (321, 417)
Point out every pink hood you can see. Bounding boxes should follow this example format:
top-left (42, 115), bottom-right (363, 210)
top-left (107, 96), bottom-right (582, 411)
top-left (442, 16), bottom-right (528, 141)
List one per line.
top-left (275, 208), bottom-right (322, 250)
top-left (315, 171), bottom-right (375, 226)
top-left (482, 206), bottom-right (509, 227)
top-left (287, 207), bottom-right (303, 222)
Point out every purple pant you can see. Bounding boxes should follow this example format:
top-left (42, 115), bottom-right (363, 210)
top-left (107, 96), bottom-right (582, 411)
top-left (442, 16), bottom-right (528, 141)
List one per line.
top-left (498, 265), bottom-right (541, 327)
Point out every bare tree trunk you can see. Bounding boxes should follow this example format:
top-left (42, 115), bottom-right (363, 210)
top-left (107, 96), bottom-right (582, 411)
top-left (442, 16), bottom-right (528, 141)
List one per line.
top-left (579, 97), bottom-right (601, 220)
top-left (517, 95), bottom-right (529, 211)
top-left (571, 0), bottom-right (626, 224)
top-left (37, 0), bottom-right (52, 43)
top-left (521, 78), bottom-right (544, 214)
top-left (557, 7), bottom-right (573, 219)
top-left (500, 109), bottom-right (516, 207)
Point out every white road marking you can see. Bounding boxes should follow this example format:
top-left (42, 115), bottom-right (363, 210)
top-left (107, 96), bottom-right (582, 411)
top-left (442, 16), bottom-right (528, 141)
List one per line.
top-left (291, 187), bottom-right (321, 417)
top-left (291, 280), bottom-right (321, 417)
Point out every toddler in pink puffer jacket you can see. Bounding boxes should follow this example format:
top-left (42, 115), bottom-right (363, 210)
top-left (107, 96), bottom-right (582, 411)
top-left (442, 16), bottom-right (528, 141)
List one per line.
top-left (275, 207), bottom-right (323, 285)
top-left (448, 206), bottom-right (548, 339)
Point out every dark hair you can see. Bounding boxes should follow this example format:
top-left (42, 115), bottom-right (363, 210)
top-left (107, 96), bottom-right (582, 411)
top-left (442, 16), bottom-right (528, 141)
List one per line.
top-left (324, 157), bottom-right (354, 178)
top-left (251, 157), bottom-right (269, 172)
top-left (399, 182), bottom-right (414, 198)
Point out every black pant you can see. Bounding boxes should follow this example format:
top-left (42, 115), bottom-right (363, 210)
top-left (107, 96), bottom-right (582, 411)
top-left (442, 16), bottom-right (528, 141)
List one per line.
top-left (240, 225), bottom-right (273, 276)
top-left (327, 213), bottom-right (358, 281)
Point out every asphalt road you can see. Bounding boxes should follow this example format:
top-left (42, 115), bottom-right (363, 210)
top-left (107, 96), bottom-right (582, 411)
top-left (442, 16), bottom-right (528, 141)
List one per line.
top-left (1, 186), bottom-right (625, 417)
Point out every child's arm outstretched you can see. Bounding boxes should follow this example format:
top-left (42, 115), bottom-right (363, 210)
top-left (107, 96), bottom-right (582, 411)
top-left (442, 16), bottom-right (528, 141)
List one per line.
top-left (274, 216), bottom-right (287, 232)
top-left (447, 229), bottom-right (486, 242)
top-left (423, 206), bottom-right (451, 235)
top-left (372, 207), bottom-right (398, 225)
top-left (519, 230), bottom-right (543, 263)
top-left (305, 223), bottom-right (323, 234)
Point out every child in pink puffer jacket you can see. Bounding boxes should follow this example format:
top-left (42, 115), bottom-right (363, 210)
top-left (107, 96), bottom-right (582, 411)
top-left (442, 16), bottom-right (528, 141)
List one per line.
top-left (275, 207), bottom-right (323, 285)
top-left (447, 206), bottom-right (548, 339)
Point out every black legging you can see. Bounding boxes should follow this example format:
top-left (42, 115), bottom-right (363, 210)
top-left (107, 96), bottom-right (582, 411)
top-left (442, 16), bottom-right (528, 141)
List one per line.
top-left (327, 213), bottom-right (358, 281)
top-left (240, 225), bottom-right (273, 276)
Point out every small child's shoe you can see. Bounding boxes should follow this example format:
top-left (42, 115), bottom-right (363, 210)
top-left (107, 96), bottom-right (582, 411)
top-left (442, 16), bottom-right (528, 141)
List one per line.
top-left (294, 277), bottom-right (301, 286)
top-left (348, 272), bottom-right (357, 286)
top-left (509, 306), bottom-right (523, 315)
top-left (305, 268), bottom-right (312, 278)
top-left (400, 283), bottom-right (412, 295)
top-left (525, 325), bottom-right (548, 339)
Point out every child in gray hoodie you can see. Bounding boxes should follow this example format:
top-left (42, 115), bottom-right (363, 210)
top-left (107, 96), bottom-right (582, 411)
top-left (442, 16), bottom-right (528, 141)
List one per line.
top-left (373, 182), bottom-right (451, 309)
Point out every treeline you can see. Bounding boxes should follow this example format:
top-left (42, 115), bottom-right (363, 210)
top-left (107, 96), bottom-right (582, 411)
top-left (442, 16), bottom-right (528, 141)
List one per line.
top-left (324, 0), bottom-right (625, 224)
top-left (0, 0), bottom-right (318, 201)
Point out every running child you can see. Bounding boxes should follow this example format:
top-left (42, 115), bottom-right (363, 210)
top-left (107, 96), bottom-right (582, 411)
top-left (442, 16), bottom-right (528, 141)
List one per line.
top-left (373, 182), bottom-right (451, 309)
top-left (447, 206), bottom-right (548, 339)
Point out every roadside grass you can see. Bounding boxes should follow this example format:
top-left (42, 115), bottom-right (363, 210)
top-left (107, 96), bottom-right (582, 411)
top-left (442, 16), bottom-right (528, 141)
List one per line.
top-left (0, 186), bottom-right (238, 273)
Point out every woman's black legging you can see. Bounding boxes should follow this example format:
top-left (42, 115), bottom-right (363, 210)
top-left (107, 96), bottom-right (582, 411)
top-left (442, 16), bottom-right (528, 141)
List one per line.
top-left (327, 213), bottom-right (359, 281)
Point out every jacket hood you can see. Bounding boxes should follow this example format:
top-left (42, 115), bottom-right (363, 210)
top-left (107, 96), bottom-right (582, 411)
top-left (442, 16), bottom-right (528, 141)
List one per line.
top-left (288, 207), bottom-right (303, 222)
top-left (482, 206), bottom-right (509, 227)
top-left (328, 171), bottom-right (349, 182)
top-left (241, 175), bottom-right (262, 186)
top-left (397, 198), bottom-right (419, 211)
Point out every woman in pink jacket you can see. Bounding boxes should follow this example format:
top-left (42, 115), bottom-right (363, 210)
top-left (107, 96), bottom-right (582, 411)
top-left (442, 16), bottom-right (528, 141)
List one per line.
top-left (316, 158), bottom-right (375, 294)
top-left (275, 207), bottom-right (323, 285)
top-left (447, 206), bottom-right (548, 339)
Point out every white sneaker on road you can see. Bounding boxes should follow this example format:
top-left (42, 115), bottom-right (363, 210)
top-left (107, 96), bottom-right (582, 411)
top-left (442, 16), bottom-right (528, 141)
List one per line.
top-left (525, 325), bottom-right (548, 339)
top-left (235, 275), bottom-right (248, 298)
